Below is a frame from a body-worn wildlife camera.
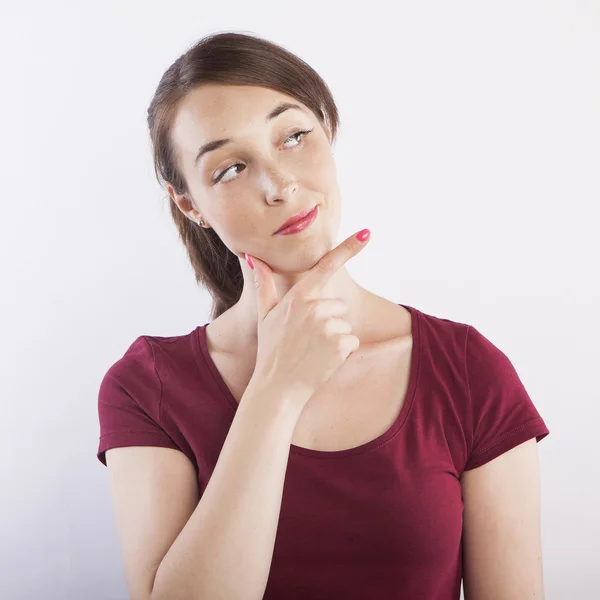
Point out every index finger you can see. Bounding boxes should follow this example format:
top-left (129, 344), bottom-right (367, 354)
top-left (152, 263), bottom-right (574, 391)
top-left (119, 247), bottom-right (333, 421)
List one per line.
top-left (294, 229), bottom-right (370, 297)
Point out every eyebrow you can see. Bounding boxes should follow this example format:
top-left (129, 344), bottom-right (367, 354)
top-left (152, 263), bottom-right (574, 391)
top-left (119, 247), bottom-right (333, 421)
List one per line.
top-left (193, 102), bottom-right (307, 167)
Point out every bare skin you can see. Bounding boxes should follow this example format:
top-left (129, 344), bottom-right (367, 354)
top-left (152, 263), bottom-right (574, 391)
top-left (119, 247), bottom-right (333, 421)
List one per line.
top-left (204, 312), bottom-right (413, 451)
top-left (167, 82), bottom-right (413, 449)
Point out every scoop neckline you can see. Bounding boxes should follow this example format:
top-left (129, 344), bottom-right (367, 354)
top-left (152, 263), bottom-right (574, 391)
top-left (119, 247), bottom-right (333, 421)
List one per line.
top-left (194, 303), bottom-right (421, 459)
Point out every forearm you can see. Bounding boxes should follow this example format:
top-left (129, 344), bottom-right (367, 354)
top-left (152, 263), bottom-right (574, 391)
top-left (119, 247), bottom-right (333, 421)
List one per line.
top-left (151, 381), bottom-right (303, 600)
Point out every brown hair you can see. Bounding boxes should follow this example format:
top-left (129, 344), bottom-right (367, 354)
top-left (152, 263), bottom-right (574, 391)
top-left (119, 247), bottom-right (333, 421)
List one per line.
top-left (146, 31), bottom-right (341, 320)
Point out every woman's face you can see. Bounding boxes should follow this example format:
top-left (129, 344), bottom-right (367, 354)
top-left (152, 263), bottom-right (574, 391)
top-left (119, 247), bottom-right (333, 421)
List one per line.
top-left (169, 83), bottom-right (341, 273)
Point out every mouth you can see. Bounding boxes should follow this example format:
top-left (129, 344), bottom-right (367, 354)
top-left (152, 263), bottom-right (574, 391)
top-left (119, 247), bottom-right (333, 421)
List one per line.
top-left (274, 204), bottom-right (319, 235)
top-left (274, 205), bottom-right (319, 235)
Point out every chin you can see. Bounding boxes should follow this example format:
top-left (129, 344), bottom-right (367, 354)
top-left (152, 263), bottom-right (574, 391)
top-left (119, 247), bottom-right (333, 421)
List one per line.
top-left (266, 238), bottom-right (329, 276)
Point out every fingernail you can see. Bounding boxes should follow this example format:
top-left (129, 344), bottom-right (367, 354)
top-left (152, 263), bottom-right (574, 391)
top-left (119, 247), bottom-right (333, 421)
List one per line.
top-left (355, 229), bottom-right (370, 242)
top-left (244, 253), bottom-right (255, 270)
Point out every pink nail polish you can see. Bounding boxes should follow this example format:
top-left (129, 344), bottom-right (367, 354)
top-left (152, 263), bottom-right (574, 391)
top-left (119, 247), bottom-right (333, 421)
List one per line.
top-left (356, 229), bottom-right (370, 242)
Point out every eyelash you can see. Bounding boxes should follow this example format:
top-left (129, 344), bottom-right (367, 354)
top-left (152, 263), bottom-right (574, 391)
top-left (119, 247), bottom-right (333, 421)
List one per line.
top-left (213, 127), bottom-right (315, 185)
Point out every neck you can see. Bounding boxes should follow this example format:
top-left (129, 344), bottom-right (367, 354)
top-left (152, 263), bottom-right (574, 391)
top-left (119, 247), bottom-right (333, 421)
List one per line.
top-left (227, 260), bottom-right (370, 349)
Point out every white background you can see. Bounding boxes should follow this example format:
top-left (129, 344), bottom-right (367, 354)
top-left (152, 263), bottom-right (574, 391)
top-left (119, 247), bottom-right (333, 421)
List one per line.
top-left (1, 1), bottom-right (598, 598)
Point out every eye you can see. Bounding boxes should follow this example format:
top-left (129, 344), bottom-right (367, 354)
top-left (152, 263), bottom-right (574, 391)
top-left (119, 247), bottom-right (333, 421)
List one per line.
top-left (282, 127), bottom-right (314, 148)
top-left (213, 127), bottom-right (315, 185)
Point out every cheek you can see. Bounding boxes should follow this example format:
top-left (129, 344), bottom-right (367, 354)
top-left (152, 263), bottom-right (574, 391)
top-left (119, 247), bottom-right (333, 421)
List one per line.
top-left (306, 145), bottom-right (336, 186)
top-left (215, 203), bottom-right (261, 252)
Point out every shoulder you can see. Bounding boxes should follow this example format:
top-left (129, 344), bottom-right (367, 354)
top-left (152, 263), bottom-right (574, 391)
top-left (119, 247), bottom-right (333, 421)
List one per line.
top-left (406, 303), bottom-right (471, 359)
top-left (143, 325), bottom-right (205, 369)
top-left (100, 325), bottom-right (204, 400)
top-left (102, 335), bottom-right (154, 385)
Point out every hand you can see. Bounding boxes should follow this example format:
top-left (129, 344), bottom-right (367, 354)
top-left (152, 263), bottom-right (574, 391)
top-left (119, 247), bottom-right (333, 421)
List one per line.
top-left (245, 229), bottom-right (371, 414)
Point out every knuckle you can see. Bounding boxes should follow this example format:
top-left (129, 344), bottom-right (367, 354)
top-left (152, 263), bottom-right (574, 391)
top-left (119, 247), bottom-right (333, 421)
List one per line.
top-left (335, 336), bottom-right (348, 356)
top-left (319, 316), bottom-right (334, 334)
top-left (317, 258), bottom-right (335, 274)
top-left (307, 301), bottom-right (321, 321)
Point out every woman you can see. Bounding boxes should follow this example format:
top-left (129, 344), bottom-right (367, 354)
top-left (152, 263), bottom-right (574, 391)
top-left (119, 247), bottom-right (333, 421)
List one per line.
top-left (97, 31), bottom-right (550, 600)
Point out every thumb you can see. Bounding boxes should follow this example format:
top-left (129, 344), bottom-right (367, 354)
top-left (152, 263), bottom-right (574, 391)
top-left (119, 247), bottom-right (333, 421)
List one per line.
top-left (245, 253), bottom-right (279, 322)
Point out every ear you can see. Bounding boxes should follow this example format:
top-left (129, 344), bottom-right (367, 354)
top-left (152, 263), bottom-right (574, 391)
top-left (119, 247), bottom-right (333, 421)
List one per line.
top-left (166, 184), bottom-right (179, 204)
top-left (167, 186), bottom-right (192, 215)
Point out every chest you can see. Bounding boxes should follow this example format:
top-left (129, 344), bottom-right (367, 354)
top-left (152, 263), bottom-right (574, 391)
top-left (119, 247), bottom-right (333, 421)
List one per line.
top-left (210, 336), bottom-right (414, 453)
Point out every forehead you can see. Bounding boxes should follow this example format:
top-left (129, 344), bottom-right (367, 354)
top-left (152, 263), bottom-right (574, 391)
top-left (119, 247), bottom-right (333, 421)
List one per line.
top-left (172, 84), bottom-right (309, 161)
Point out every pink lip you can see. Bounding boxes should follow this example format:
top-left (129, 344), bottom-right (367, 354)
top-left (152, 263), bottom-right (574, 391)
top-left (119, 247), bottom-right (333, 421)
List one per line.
top-left (274, 205), bottom-right (319, 235)
top-left (275, 205), bottom-right (318, 234)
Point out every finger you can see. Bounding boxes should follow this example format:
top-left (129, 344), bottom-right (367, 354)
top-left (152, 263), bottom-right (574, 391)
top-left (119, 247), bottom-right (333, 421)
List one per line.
top-left (295, 229), bottom-right (370, 297)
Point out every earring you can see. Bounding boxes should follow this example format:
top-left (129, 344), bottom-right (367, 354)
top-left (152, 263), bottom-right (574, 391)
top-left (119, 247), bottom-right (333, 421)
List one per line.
top-left (196, 216), bottom-right (206, 227)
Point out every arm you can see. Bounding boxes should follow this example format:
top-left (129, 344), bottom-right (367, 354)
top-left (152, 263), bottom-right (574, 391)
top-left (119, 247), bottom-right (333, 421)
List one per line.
top-left (105, 380), bottom-right (304, 600)
top-left (460, 438), bottom-right (546, 599)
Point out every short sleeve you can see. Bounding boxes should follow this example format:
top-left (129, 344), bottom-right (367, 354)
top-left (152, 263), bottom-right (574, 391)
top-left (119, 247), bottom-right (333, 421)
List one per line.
top-left (463, 325), bottom-right (550, 471)
top-left (96, 335), bottom-right (182, 466)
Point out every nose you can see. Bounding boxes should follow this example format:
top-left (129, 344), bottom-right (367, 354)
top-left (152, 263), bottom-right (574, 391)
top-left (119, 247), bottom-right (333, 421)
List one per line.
top-left (262, 164), bottom-right (299, 205)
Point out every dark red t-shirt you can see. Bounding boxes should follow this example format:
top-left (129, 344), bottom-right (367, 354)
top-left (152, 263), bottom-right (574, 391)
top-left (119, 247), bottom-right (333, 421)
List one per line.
top-left (97, 303), bottom-right (550, 599)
